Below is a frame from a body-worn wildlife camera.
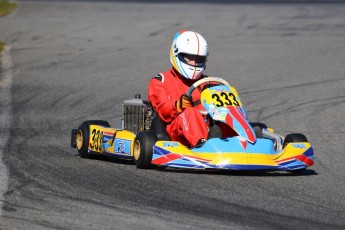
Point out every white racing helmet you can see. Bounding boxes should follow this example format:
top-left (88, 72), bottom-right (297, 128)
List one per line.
top-left (170, 30), bottom-right (208, 80)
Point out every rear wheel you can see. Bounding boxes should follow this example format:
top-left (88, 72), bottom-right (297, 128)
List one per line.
top-left (76, 120), bottom-right (110, 158)
top-left (133, 131), bottom-right (158, 169)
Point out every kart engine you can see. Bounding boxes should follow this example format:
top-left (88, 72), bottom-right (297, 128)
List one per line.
top-left (122, 94), bottom-right (153, 134)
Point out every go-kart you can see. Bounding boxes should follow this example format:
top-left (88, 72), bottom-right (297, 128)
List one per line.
top-left (71, 77), bottom-right (314, 172)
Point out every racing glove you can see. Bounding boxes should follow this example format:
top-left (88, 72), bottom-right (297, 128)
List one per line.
top-left (175, 94), bottom-right (192, 113)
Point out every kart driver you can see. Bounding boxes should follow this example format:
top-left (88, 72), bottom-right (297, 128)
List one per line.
top-left (148, 30), bottom-right (236, 147)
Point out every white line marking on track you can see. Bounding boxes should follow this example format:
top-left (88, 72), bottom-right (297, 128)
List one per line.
top-left (0, 45), bottom-right (12, 216)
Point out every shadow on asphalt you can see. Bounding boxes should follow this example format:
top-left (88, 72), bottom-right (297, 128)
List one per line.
top-left (156, 167), bottom-right (317, 176)
top-left (74, 153), bottom-right (135, 165)
top-left (75, 154), bottom-right (317, 177)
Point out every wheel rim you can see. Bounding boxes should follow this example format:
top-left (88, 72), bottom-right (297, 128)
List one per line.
top-left (76, 130), bottom-right (83, 150)
top-left (133, 140), bottom-right (141, 161)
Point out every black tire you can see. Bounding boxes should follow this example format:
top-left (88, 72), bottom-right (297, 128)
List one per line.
top-left (133, 131), bottom-right (158, 169)
top-left (250, 122), bottom-right (267, 138)
top-left (283, 133), bottom-right (309, 174)
top-left (76, 120), bottom-right (110, 158)
top-left (283, 133), bottom-right (308, 148)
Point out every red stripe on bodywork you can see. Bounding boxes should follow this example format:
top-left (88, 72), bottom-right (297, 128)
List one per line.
top-left (104, 132), bottom-right (114, 136)
top-left (228, 106), bottom-right (255, 143)
top-left (152, 153), bottom-right (182, 165)
top-left (296, 155), bottom-right (314, 166)
top-left (275, 156), bottom-right (295, 163)
top-left (276, 155), bottom-right (314, 167)
top-left (152, 153), bottom-right (210, 166)
top-left (225, 112), bottom-right (234, 126)
top-left (187, 155), bottom-right (212, 163)
top-left (237, 107), bottom-right (246, 120)
top-left (240, 140), bottom-right (247, 150)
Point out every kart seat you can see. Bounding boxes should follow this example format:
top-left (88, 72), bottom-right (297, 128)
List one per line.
top-left (149, 115), bottom-right (171, 141)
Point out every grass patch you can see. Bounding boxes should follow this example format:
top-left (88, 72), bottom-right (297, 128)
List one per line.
top-left (1, 0), bottom-right (16, 65)
top-left (0, 0), bottom-right (16, 17)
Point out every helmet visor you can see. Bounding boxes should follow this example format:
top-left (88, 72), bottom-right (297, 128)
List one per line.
top-left (178, 53), bottom-right (207, 68)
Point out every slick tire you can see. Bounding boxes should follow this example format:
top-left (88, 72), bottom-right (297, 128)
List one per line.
top-left (283, 133), bottom-right (308, 148)
top-left (133, 131), bottom-right (158, 169)
top-left (76, 120), bottom-right (110, 158)
top-left (283, 133), bottom-right (309, 174)
top-left (250, 122), bottom-right (267, 138)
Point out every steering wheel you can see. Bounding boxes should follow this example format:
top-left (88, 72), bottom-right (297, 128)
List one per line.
top-left (186, 77), bottom-right (230, 106)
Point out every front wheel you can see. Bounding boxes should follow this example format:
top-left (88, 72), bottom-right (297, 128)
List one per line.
top-left (283, 133), bottom-right (309, 174)
top-left (283, 133), bottom-right (308, 148)
top-left (133, 131), bottom-right (158, 169)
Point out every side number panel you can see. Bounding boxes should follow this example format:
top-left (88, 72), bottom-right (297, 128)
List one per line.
top-left (89, 128), bottom-right (103, 152)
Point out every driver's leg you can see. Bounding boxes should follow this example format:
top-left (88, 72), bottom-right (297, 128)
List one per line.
top-left (167, 107), bottom-right (208, 147)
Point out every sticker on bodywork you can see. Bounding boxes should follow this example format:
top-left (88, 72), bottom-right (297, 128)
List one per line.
top-left (163, 142), bottom-right (179, 148)
top-left (209, 104), bottom-right (228, 121)
top-left (113, 139), bottom-right (131, 155)
top-left (292, 143), bottom-right (307, 149)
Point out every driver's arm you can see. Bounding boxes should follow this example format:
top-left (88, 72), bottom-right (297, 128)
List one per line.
top-left (148, 77), bottom-right (179, 123)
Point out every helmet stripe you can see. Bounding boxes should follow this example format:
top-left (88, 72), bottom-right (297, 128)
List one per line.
top-left (170, 47), bottom-right (177, 68)
top-left (192, 68), bottom-right (196, 79)
top-left (178, 60), bottom-right (189, 78)
top-left (194, 32), bottom-right (200, 55)
top-left (192, 32), bottom-right (200, 79)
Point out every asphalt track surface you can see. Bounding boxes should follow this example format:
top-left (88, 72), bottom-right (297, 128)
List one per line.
top-left (1, 1), bottom-right (345, 229)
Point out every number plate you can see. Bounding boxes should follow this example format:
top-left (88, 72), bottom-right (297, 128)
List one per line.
top-left (89, 128), bottom-right (104, 152)
top-left (201, 85), bottom-right (241, 108)
top-left (210, 91), bottom-right (240, 107)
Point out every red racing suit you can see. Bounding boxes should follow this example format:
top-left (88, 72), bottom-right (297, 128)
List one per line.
top-left (148, 67), bottom-right (208, 146)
